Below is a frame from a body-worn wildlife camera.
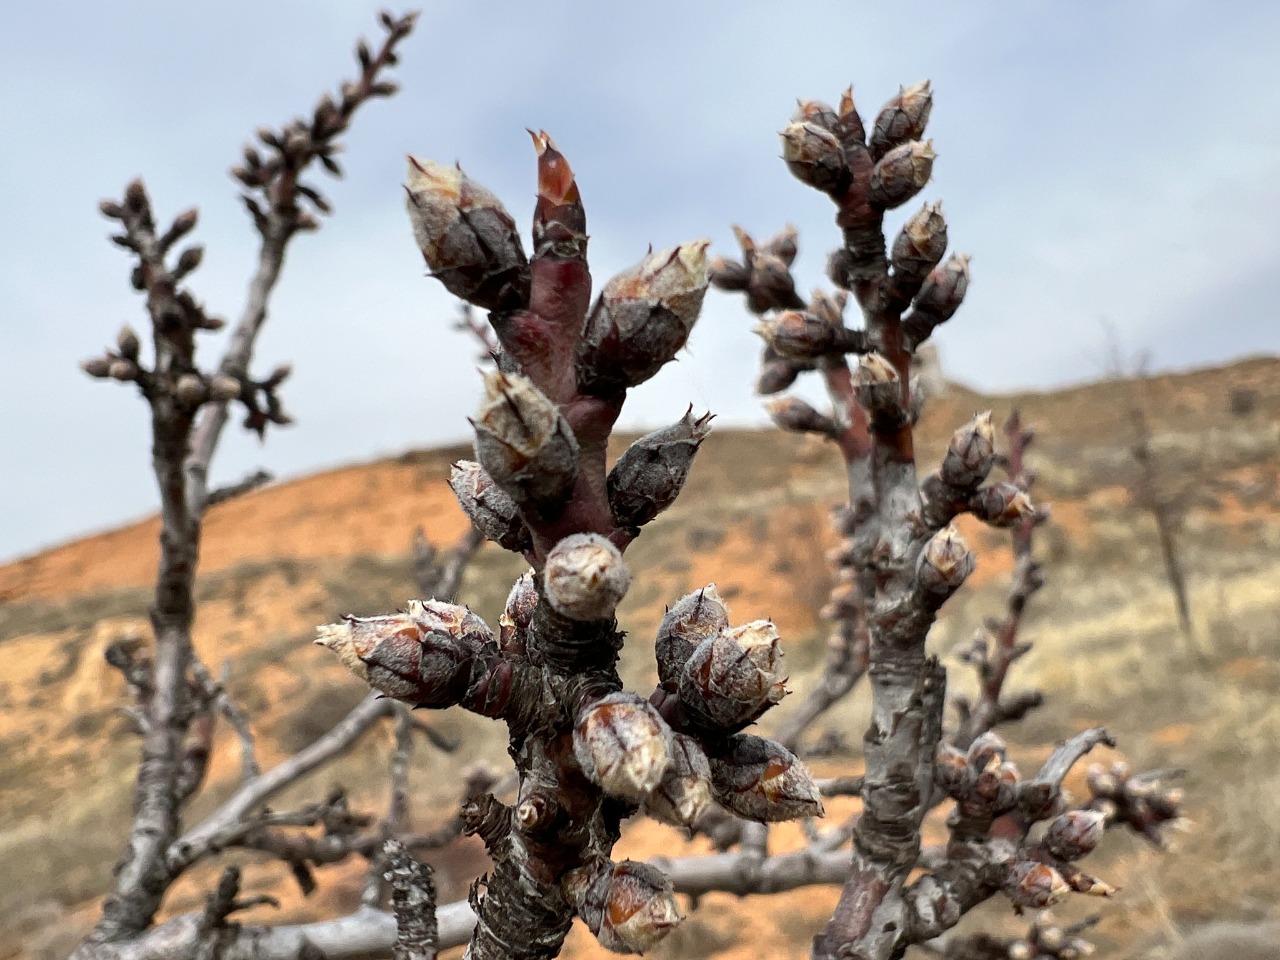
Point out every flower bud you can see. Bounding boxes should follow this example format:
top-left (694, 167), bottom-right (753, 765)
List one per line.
top-left (916, 524), bottom-right (974, 596)
top-left (780, 121), bottom-right (848, 194)
top-left (175, 245), bottom-right (204, 278)
top-left (209, 375), bottom-right (242, 402)
top-left (833, 86), bottom-right (867, 150)
top-left (709, 733), bottom-right (823, 822)
top-left (108, 359), bottom-right (139, 382)
top-left (971, 482), bottom-right (1035, 528)
top-left (1007, 941), bottom-right (1033, 960)
top-left (655, 585), bottom-right (730, 692)
top-left (404, 156), bottom-right (530, 311)
top-left (472, 370), bottom-right (579, 515)
top-left (757, 356), bottom-right (803, 395)
top-left (607, 407), bottom-right (712, 529)
top-left (679, 620), bottom-right (787, 730)
top-left (889, 201), bottom-right (948, 304)
top-left (531, 130), bottom-right (587, 260)
top-left (574, 692), bottom-right (672, 802)
top-left (708, 255), bottom-right (750, 291)
top-left (869, 140), bottom-right (935, 210)
top-left (764, 224), bottom-right (799, 266)
top-left (315, 599), bottom-right (494, 707)
top-left (755, 310), bottom-right (840, 360)
top-left (967, 730), bottom-right (1008, 771)
top-left (578, 241), bottom-right (711, 393)
top-left (905, 253), bottom-right (970, 347)
top-left (116, 325), bottom-right (141, 361)
top-left (941, 411), bottom-right (996, 488)
top-left (1003, 861), bottom-right (1071, 909)
top-left (975, 760), bottom-right (1021, 813)
top-left (565, 859), bottom-right (682, 954)
top-left (81, 357), bottom-right (112, 379)
top-left (499, 571), bottom-right (537, 658)
top-left (791, 98), bottom-right (839, 131)
top-left (449, 460), bottom-right (531, 552)
top-left (1042, 809), bottom-right (1107, 861)
top-left (854, 352), bottom-right (902, 418)
top-left (765, 396), bottom-right (838, 437)
top-left (644, 733), bottom-right (714, 827)
top-left (935, 742), bottom-right (972, 798)
top-left (870, 80), bottom-right (933, 158)
top-left (174, 373), bottom-right (207, 406)
top-left (543, 533), bottom-right (631, 622)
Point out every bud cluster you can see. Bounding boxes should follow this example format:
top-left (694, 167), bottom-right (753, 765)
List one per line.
top-left (1084, 761), bottom-right (1186, 847)
top-left (564, 859), bottom-right (683, 954)
top-left (936, 732), bottom-right (1022, 821)
top-left (1000, 912), bottom-right (1098, 960)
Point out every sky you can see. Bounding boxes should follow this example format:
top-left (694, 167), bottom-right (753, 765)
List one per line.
top-left (2, 0), bottom-right (1278, 564)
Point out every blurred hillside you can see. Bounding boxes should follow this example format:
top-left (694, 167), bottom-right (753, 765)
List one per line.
top-left (1, 357), bottom-right (1277, 959)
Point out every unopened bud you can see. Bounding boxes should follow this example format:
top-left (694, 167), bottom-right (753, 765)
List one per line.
top-left (972, 483), bottom-right (1035, 528)
top-left (679, 620), bottom-right (787, 730)
top-left (607, 407), bottom-right (712, 529)
top-left (975, 760), bottom-right (1021, 813)
top-left (574, 692), bottom-right (672, 802)
top-left (264, 362), bottom-right (292, 388)
top-left (870, 80), bottom-right (933, 158)
top-left (655, 585), bottom-right (730, 691)
top-left (833, 86), bottom-right (866, 150)
top-left (916, 524), bottom-right (974, 596)
top-left (1037, 925), bottom-right (1065, 952)
top-left (578, 241), bottom-right (711, 393)
top-left (780, 121), bottom-right (848, 194)
top-left (315, 599), bottom-right (494, 707)
top-left (472, 370), bottom-right (579, 514)
top-left (209, 375), bottom-right (242, 402)
top-left (174, 374), bottom-right (207, 406)
top-left (890, 201), bottom-right (948, 296)
top-left (1006, 941), bottom-right (1033, 960)
top-left (966, 730), bottom-right (1007, 770)
top-left (765, 396), bottom-right (838, 436)
top-left (765, 224), bottom-right (798, 266)
top-left (498, 571), bottom-right (537, 658)
top-left (449, 460), bottom-right (531, 552)
top-left (791, 98), bottom-right (838, 131)
top-left (81, 357), bottom-right (112, 379)
top-left (544, 533), bottom-right (631, 622)
top-left (1043, 809), bottom-right (1107, 861)
top-left (708, 255), bottom-right (750, 291)
top-left (870, 139), bottom-right (934, 210)
top-left (709, 733), bottom-right (823, 822)
top-left (531, 130), bottom-right (587, 260)
top-left (757, 357), bottom-right (803, 395)
top-left (566, 859), bottom-right (682, 954)
top-left (644, 733), bottom-right (714, 827)
top-left (99, 199), bottom-right (124, 219)
top-left (404, 157), bottom-right (530, 311)
top-left (935, 742), bottom-right (972, 798)
top-left (175, 245), bottom-right (204, 278)
top-left (755, 309), bottom-right (838, 360)
top-left (124, 178), bottom-right (148, 213)
top-left (905, 253), bottom-right (970, 347)
top-left (108, 359), bottom-right (138, 382)
top-left (1003, 861), bottom-right (1070, 909)
top-left (116, 325), bottom-right (141, 361)
top-left (942, 411), bottom-right (995, 488)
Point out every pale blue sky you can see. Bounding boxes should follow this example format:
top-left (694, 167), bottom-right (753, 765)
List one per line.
top-left (2, 1), bottom-right (1277, 563)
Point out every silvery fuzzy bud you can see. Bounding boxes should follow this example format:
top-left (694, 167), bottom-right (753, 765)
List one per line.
top-left (449, 460), bottom-right (531, 552)
top-left (531, 130), bottom-right (587, 259)
top-left (209, 375), bottom-right (242, 402)
top-left (935, 742), bottom-right (972, 798)
top-left (655, 585), bottom-right (730, 692)
top-left (916, 524), bottom-right (974, 597)
top-left (708, 255), bottom-right (750, 291)
top-left (780, 120), bottom-right (848, 194)
top-left (607, 407), bottom-right (712, 529)
top-left (890, 201), bottom-right (948, 297)
top-left (941, 411), bottom-right (996, 488)
top-left (472, 370), bottom-right (579, 514)
top-left (791, 98), bottom-right (839, 131)
top-left (108, 359), bottom-right (139, 381)
top-left (869, 140), bottom-right (935, 210)
top-left (578, 241), bottom-right (711, 393)
top-left (499, 571), bottom-right (537, 658)
top-left (1003, 861), bottom-right (1071, 909)
top-left (905, 253), bottom-right (971, 347)
top-left (870, 80), bottom-right (934, 158)
top-left (854, 352), bottom-right (902, 419)
top-left (679, 620), bottom-right (787, 730)
top-left (543, 533), bottom-right (631, 622)
top-left (315, 599), bottom-right (494, 707)
top-left (574, 692), bottom-right (672, 802)
top-left (757, 356), bottom-right (803, 395)
top-left (116, 325), bottom-right (141, 361)
top-left (404, 156), bottom-right (530, 311)
top-left (1042, 809), bottom-right (1107, 861)
top-left (709, 733), bottom-right (823, 822)
top-left (565, 859), bottom-right (682, 954)
top-left (765, 396), bottom-right (838, 437)
top-left (755, 309), bottom-right (837, 361)
top-left (81, 357), bottom-right (112, 379)
top-left (644, 732), bottom-right (714, 827)
top-left (971, 482), bottom-right (1035, 528)
top-left (174, 373), bottom-right (207, 406)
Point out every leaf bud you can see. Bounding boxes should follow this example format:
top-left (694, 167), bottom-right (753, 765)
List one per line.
top-left (708, 255), bottom-right (750, 291)
top-left (890, 201), bottom-right (948, 299)
top-left (208, 375), bottom-right (242, 402)
top-left (81, 357), bottom-right (112, 379)
top-left (472, 370), bottom-right (579, 515)
top-left (870, 80), bottom-right (933, 158)
top-left (757, 356), bottom-right (803, 395)
top-left (679, 620), bottom-right (787, 730)
top-left (905, 253), bottom-right (971, 347)
top-left (174, 373), bottom-right (207, 406)
top-left (755, 309), bottom-right (840, 361)
top-left (1042, 809), bottom-right (1107, 861)
top-left (531, 130), bottom-right (587, 260)
top-left (449, 460), bottom-right (531, 552)
top-left (543, 533), bottom-right (631, 622)
top-left (573, 692), bottom-right (672, 802)
top-left (833, 86), bottom-right (867, 150)
top-left (315, 599), bottom-right (494, 707)
top-left (174, 245), bottom-right (204, 278)
top-left (498, 571), bottom-right (537, 658)
top-left (264, 362), bottom-right (293, 388)
top-left (116, 325), bottom-right (141, 361)
top-left (765, 396), bottom-right (838, 437)
top-left (565, 859), bottom-right (682, 954)
top-left (971, 482), bottom-right (1035, 528)
top-left (780, 121), bottom-right (848, 194)
top-left (578, 241), bottom-right (711, 393)
top-left (644, 732), bottom-right (714, 827)
top-left (607, 407), bottom-right (712, 529)
top-left (99, 199), bottom-right (124, 220)
top-left (941, 411), bottom-right (996, 488)
top-left (404, 157), bottom-right (530, 311)
top-left (916, 524), bottom-right (974, 596)
top-left (764, 224), bottom-right (799, 266)
top-left (655, 585), bottom-right (730, 692)
top-left (869, 140), bottom-right (935, 210)
top-left (709, 733), bottom-right (823, 822)
top-left (108, 359), bottom-right (138, 382)
top-left (1003, 861), bottom-right (1071, 909)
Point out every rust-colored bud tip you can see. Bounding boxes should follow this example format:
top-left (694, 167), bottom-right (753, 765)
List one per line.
top-left (531, 129), bottom-right (580, 205)
top-left (839, 85), bottom-right (855, 115)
